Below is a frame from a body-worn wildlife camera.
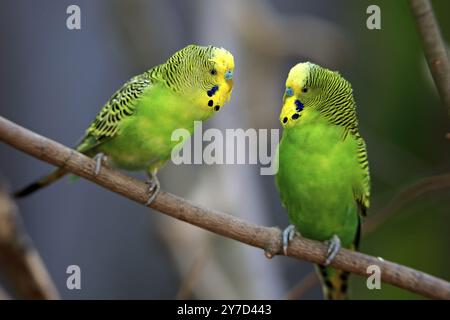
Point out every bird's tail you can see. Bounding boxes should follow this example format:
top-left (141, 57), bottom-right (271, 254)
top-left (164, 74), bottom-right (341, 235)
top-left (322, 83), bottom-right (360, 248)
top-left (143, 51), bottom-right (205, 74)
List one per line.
top-left (14, 168), bottom-right (68, 198)
top-left (316, 265), bottom-right (350, 300)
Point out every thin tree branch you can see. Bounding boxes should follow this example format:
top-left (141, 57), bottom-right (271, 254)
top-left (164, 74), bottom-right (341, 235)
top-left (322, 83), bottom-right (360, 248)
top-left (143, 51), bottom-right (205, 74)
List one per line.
top-left (0, 184), bottom-right (59, 299)
top-left (0, 116), bottom-right (450, 300)
top-left (409, 0), bottom-right (450, 115)
top-left (363, 173), bottom-right (450, 235)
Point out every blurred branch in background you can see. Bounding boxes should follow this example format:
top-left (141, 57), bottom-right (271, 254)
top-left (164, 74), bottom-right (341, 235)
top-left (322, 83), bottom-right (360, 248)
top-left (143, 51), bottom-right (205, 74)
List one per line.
top-left (364, 172), bottom-right (450, 235)
top-left (175, 248), bottom-right (208, 299)
top-left (159, 217), bottom-right (241, 299)
top-left (1, 116), bottom-right (450, 300)
top-left (409, 0), bottom-right (450, 117)
top-left (0, 183), bottom-right (58, 299)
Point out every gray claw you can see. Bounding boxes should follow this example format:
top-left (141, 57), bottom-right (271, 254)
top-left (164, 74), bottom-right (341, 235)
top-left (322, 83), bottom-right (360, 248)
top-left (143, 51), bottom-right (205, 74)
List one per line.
top-left (324, 234), bottom-right (341, 266)
top-left (93, 153), bottom-right (107, 176)
top-left (146, 180), bottom-right (156, 193)
top-left (145, 173), bottom-right (160, 206)
top-left (282, 225), bottom-right (297, 256)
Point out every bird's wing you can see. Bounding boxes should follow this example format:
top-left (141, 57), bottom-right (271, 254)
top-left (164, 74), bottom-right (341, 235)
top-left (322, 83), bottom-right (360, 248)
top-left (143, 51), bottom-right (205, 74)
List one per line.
top-left (76, 72), bottom-right (155, 154)
top-left (353, 134), bottom-right (371, 218)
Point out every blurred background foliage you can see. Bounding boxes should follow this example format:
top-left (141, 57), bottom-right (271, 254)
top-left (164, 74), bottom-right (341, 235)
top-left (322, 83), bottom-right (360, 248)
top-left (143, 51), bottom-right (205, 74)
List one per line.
top-left (0, 0), bottom-right (449, 299)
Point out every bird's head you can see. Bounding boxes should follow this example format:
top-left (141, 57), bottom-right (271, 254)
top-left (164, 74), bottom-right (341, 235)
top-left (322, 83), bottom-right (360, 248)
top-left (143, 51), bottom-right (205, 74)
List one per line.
top-left (169, 45), bottom-right (234, 114)
top-left (188, 45), bottom-right (234, 113)
top-left (206, 46), bottom-right (234, 109)
top-left (280, 62), bottom-right (354, 128)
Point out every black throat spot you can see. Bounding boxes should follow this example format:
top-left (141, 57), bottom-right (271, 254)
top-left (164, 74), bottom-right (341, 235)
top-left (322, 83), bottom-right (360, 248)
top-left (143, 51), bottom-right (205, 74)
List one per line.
top-left (207, 85), bottom-right (219, 97)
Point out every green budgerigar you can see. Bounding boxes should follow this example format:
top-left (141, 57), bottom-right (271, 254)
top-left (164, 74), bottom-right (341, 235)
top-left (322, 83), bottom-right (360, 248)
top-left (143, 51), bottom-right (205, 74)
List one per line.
top-left (276, 62), bottom-right (370, 299)
top-left (15, 45), bottom-right (234, 203)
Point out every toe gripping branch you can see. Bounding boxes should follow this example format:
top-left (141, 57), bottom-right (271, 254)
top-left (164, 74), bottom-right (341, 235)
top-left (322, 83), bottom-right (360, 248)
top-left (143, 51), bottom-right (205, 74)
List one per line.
top-left (281, 225), bottom-right (341, 266)
top-left (145, 172), bottom-right (160, 206)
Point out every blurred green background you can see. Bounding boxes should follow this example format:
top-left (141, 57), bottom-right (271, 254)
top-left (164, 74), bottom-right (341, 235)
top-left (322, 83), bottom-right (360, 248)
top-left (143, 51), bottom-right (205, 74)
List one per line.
top-left (0, 0), bottom-right (449, 299)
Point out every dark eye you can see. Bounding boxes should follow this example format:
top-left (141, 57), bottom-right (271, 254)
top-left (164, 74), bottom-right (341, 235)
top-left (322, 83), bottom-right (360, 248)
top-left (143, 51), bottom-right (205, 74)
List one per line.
top-left (301, 87), bottom-right (308, 93)
top-left (210, 69), bottom-right (217, 75)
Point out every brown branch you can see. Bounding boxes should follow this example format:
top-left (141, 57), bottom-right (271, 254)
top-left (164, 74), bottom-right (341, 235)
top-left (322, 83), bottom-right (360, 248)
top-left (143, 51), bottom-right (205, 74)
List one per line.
top-left (1, 116), bottom-right (450, 300)
top-left (409, 0), bottom-right (450, 115)
top-left (0, 184), bottom-right (59, 299)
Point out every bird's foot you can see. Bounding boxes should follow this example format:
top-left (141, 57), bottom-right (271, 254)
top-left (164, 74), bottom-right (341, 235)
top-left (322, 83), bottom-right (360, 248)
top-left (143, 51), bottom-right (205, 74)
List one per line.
top-left (282, 224), bottom-right (299, 255)
top-left (93, 153), bottom-right (108, 176)
top-left (324, 234), bottom-right (341, 266)
top-left (145, 173), bottom-right (160, 206)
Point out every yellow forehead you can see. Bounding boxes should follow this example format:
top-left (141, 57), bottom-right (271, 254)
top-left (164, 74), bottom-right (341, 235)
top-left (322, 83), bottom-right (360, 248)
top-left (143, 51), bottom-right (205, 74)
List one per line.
top-left (286, 62), bottom-right (312, 89)
top-left (211, 48), bottom-right (235, 71)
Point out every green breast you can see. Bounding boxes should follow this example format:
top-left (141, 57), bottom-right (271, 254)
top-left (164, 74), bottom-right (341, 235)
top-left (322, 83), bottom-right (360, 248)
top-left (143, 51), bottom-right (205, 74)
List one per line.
top-left (276, 116), bottom-right (360, 247)
top-left (98, 83), bottom-right (210, 172)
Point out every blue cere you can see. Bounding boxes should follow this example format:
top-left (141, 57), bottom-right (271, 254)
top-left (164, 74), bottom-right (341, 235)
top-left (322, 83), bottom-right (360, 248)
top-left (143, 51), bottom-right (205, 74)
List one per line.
top-left (295, 99), bottom-right (304, 112)
top-left (285, 87), bottom-right (294, 97)
top-left (225, 70), bottom-right (233, 80)
top-left (207, 85), bottom-right (219, 97)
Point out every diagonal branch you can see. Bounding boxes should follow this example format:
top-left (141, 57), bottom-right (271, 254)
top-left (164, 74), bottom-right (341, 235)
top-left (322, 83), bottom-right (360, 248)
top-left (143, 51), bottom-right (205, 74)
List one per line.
top-left (363, 173), bottom-right (450, 235)
top-left (0, 115), bottom-right (450, 300)
top-left (409, 0), bottom-right (450, 116)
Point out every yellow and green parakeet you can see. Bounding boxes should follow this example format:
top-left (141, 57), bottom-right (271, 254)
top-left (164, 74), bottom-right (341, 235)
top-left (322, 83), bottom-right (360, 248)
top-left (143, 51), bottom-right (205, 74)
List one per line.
top-left (15, 44), bottom-right (235, 204)
top-left (276, 62), bottom-right (370, 299)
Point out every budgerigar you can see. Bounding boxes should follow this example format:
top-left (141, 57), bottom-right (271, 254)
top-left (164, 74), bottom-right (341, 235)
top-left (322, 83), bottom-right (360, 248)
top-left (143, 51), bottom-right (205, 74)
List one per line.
top-left (15, 45), bottom-right (234, 204)
top-left (275, 62), bottom-right (370, 299)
